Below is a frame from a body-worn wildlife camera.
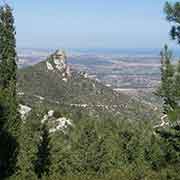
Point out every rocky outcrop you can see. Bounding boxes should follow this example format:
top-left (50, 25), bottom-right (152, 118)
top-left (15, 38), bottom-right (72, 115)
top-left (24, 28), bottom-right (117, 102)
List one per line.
top-left (46, 49), bottom-right (71, 81)
top-left (19, 104), bottom-right (32, 120)
top-left (41, 110), bottom-right (72, 133)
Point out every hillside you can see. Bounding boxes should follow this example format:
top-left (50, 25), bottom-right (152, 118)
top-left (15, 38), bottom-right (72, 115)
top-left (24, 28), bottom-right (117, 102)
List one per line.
top-left (17, 50), bottom-right (160, 122)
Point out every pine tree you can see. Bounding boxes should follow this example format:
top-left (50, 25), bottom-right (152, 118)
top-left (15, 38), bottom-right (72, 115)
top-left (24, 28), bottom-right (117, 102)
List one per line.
top-left (0, 4), bottom-right (17, 92)
top-left (157, 45), bottom-right (175, 114)
top-left (156, 4), bottom-right (180, 168)
top-left (151, 3), bottom-right (180, 175)
top-left (12, 110), bottom-right (41, 180)
top-left (0, 4), bottom-right (20, 179)
top-left (0, 90), bottom-right (18, 178)
top-left (49, 132), bottom-right (72, 179)
top-left (72, 121), bottom-right (111, 176)
top-left (11, 124), bottom-right (38, 180)
top-left (156, 45), bottom-right (180, 169)
top-left (164, 2), bottom-right (180, 44)
top-left (0, 3), bottom-right (20, 137)
top-left (34, 123), bottom-right (51, 179)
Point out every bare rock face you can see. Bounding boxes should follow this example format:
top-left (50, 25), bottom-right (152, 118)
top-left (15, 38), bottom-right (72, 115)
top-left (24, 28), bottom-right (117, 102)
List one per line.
top-left (41, 110), bottom-right (72, 133)
top-left (46, 49), bottom-right (71, 80)
top-left (46, 61), bottom-right (54, 71)
top-left (19, 104), bottom-right (32, 120)
top-left (53, 50), bottom-right (67, 71)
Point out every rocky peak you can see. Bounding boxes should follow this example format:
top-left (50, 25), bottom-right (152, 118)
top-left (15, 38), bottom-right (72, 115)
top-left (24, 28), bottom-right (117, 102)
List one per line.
top-left (46, 49), bottom-right (71, 81)
top-left (53, 50), bottom-right (67, 71)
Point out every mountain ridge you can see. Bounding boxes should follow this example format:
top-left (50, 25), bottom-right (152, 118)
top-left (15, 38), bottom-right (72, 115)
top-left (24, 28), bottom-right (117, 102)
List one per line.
top-left (17, 50), bottom-right (160, 122)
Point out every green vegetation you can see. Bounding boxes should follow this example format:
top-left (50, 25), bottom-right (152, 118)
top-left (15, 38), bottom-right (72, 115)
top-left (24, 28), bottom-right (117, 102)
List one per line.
top-left (13, 110), bottom-right (41, 180)
top-left (9, 117), bottom-right (180, 180)
top-left (0, 4), bottom-right (20, 179)
top-left (164, 1), bottom-right (180, 44)
top-left (1, 1), bottom-right (180, 180)
top-left (35, 123), bottom-right (51, 179)
top-left (17, 56), bottom-right (159, 123)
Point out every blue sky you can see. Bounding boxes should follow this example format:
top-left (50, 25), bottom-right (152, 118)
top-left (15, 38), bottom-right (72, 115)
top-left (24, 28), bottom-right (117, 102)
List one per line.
top-left (5, 0), bottom-right (178, 49)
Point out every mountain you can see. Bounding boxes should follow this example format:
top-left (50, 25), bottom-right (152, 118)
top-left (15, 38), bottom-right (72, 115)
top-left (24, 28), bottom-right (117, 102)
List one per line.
top-left (17, 50), bottom-right (160, 122)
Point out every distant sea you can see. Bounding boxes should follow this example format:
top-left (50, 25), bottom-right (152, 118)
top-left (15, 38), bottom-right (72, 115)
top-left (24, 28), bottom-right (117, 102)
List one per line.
top-left (17, 47), bottom-right (180, 59)
top-left (68, 48), bottom-right (180, 58)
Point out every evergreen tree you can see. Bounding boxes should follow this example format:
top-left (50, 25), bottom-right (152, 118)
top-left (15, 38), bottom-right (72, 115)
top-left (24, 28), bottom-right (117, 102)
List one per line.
top-left (49, 132), bottom-right (72, 179)
top-left (34, 123), bottom-right (51, 179)
top-left (156, 46), bottom-right (180, 173)
top-left (11, 124), bottom-right (38, 180)
top-left (72, 121), bottom-right (111, 176)
top-left (12, 110), bottom-right (42, 180)
top-left (0, 90), bottom-right (18, 178)
top-left (0, 4), bottom-right (17, 91)
top-left (163, 2), bottom-right (180, 124)
top-left (0, 4), bottom-right (20, 179)
top-left (145, 134), bottom-right (165, 170)
top-left (157, 45), bottom-right (175, 114)
top-left (164, 2), bottom-right (180, 44)
top-left (0, 3), bottom-right (20, 137)
top-left (151, 3), bottom-right (180, 176)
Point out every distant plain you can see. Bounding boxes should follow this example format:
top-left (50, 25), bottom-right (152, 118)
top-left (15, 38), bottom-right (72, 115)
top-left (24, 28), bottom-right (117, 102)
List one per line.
top-left (17, 48), bottom-right (180, 91)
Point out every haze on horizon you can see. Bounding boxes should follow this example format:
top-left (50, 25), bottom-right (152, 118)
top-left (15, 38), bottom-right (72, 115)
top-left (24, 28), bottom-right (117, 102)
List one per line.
top-left (5, 0), bottom-right (179, 49)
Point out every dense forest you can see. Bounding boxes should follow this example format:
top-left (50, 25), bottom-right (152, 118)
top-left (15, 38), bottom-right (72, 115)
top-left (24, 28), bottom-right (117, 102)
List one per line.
top-left (0, 2), bottom-right (180, 180)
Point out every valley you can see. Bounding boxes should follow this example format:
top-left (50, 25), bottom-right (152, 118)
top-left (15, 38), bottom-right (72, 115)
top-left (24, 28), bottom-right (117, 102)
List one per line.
top-left (17, 48), bottom-right (164, 108)
top-left (1, 1), bottom-right (180, 179)
top-left (17, 48), bottom-right (162, 90)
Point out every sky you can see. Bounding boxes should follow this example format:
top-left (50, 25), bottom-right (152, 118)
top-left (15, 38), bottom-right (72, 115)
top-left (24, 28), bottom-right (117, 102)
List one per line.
top-left (3, 0), bottom-right (179, 49)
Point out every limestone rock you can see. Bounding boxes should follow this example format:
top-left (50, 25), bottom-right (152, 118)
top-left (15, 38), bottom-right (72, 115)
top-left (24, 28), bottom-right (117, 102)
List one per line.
top-left (46, 49), bottom-right (71, 81)
top-left (19, 104), bottom-right (32, 120)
